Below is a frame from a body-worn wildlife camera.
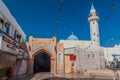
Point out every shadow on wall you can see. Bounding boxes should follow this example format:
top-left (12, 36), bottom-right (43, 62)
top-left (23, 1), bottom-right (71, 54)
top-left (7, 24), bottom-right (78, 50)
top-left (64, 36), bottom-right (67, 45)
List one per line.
top-left (13, 59), bottom-right (27, 76)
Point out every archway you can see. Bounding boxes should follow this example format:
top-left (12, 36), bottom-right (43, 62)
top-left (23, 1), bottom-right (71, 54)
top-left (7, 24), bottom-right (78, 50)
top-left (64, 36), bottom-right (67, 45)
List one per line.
top-left (33, 51), bottom-right (50, 73)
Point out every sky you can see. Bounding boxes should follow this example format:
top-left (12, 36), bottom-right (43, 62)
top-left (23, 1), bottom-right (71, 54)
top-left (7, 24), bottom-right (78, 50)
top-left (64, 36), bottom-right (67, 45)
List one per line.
top-left (2, 0), bottom-right (120, 47)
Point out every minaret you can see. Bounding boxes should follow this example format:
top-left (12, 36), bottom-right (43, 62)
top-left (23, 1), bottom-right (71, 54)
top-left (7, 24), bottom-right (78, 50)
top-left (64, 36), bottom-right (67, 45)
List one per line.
top-left (88, 3), bottom-right (100, 46)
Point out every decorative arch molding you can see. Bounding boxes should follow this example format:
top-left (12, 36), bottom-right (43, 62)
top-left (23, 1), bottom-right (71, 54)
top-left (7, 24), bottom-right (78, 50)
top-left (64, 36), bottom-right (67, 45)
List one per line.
top-left (28, 46), bottom-right (56, 74)
top-left (26, 36), bottom-right (57, 74)
top-left (30, 47), bottom-right (55, 59)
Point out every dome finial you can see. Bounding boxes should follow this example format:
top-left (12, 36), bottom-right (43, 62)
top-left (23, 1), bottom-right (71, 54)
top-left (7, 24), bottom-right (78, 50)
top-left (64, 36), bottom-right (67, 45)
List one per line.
top-left (71, 30), bottom-right (73, 35)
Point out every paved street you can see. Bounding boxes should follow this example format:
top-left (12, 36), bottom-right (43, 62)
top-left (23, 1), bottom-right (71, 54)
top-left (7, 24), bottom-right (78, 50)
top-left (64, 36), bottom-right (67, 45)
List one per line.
top-left (30, 72), bottom-right (117, 80)
top-left (10, 74), bottom-right (34, 80)
top-left (5, 70), bottom-right (120, 80)
top-left (4, 70), bottom-right (118, 80)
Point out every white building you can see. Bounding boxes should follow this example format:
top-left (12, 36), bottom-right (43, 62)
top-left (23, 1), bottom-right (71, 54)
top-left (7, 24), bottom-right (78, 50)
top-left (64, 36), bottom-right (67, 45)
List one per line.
top-left (58, 3), bottom-right (105, 71)
top-left (59, 3), bottom-right (120, 70)
top-left (0, 0), bottom-right (26, 54)
top-left (0, 0), bottom-right (27, 78)
top-left (104, 45), bottom-right (120, 62)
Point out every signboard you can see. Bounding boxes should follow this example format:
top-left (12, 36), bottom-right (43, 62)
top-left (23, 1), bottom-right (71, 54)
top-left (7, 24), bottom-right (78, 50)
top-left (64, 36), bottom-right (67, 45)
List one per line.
top-left (2, 35), bottom-right (24, 53)
top-left (64, 47), bottom-right (76, 54)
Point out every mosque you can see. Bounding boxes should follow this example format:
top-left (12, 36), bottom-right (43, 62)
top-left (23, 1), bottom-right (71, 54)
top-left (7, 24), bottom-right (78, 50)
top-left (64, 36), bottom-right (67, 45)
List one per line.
top-left (1, 0), bottom-right (120, 79)
top-left (24, 3), bottom-right (105, 74)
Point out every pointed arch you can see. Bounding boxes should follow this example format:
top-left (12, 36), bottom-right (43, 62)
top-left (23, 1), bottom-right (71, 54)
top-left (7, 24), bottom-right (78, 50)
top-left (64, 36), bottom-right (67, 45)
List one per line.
top-left (31, 47), bottom-right (54, 59)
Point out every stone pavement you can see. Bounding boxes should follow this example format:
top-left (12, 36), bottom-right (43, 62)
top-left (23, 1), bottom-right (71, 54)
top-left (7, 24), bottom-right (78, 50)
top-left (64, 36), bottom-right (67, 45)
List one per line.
top-left (6, 74), bottom-right (34, 80)
top-left (31, 72), bottom-right (116, 80)
top-left (5, 70), bottom-right (120, 80)
top-left (31, 72), bottom-right (54, 80)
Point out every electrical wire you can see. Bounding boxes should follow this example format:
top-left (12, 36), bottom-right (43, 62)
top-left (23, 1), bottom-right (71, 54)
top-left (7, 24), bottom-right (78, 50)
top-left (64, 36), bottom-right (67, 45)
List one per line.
top-left (54, 0), bottom-right (63, 37)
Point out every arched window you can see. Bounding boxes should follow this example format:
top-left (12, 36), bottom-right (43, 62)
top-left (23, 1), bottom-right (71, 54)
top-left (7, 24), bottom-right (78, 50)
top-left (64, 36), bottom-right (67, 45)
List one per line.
top-left (57, 53), bottom-right (63, 66)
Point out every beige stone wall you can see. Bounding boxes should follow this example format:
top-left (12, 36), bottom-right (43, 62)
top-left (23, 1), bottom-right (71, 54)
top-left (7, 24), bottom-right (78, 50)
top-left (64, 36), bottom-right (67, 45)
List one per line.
top-left (56, 43), bottom-right (64, 73)
top-left (24, 36), bottom-right (105, 75)
top-left (65, 55), bottom-right (71, 73)
top-left (24, 36), bottom-right (57, 74)
top-left (74, 47), bottom-right (105, 71)
top-left (27, 59), bottom-right (34, 74)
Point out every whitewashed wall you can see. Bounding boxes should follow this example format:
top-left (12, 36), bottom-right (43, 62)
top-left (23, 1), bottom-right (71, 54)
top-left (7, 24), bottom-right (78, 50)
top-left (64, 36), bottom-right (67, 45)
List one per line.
top-left (103, 45), bottom-right (120, 62)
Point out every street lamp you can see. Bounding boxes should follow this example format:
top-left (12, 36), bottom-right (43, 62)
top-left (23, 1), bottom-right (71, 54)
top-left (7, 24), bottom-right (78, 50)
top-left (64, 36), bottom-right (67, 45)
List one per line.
top-left (105, 38), bottom-right (114, 68)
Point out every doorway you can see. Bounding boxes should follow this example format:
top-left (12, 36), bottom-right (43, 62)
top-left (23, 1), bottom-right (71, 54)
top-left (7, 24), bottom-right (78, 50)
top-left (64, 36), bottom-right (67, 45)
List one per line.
top-left (34, 52), bottom-right (50, 73)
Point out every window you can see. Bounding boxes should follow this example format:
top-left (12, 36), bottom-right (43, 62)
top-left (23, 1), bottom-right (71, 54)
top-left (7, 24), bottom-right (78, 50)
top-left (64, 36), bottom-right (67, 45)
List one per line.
top-left (93, 32), bottom-right (96, 36)
top-left (0, 18), bottom-right (4, 30)
top-left (0, 18), bottom-right (4, 24)
top-left (88, 54), bottom-right (90, 58)
top-left (21, 37), bottom-right (25, 42)
top-left (17, 34), bottom-right (21, 43)
top-left (58, 53), bottom-right (61, 62)
top-left (14, 30), bottom-right (17, 40)
top-left (58, 53), bottom-right (62, 66)
top-left (5, 22), bottom-right (10, 34)
top-left (92, 54), bottom-right (95, 58)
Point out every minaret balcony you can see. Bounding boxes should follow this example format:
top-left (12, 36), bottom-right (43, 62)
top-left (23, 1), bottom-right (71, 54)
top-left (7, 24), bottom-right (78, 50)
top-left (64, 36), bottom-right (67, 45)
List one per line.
top-left (88, 16), bottom-right (99, 22)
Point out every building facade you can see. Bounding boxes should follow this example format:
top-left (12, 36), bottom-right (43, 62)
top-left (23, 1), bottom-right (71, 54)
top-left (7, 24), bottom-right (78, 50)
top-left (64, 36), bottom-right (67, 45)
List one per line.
top-left (1, 0), bottom-right (119, 77)
top-left (24, 3), bottom-right (105, 75)
top-left (103, 45), bottom-right (120, 68)
top-left (0, 0), bottom-right (27, 78)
